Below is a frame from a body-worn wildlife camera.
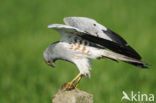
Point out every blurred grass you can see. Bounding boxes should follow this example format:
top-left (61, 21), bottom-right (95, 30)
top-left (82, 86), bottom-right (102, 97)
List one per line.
top-left (0, 0), bottom-right (156, 102)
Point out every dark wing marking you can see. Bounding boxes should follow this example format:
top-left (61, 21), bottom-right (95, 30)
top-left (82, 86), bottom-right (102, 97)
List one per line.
top-left (79, 34), bottom-right (141, 60)
top-left (124, 61), bottom-right (149, 69)
top-left (102, 29), bottom-right (127, 46)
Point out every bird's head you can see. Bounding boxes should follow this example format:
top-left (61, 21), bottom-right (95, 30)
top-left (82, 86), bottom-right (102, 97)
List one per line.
top-left (44, 57), bottom-right (56, 68)
top-left (43, 42), bottom-right (59, 68)
top-left (43, 52), bottom-right (56, 68)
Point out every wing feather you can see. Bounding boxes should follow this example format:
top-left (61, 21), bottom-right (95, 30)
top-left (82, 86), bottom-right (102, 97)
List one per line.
top-left (64, 17), bottom-right (141, 60)
top-left (48, 23), bottom-right (149, 68)
top-left (64, 17), bottom-right (127, 45)
top-left (48, 23), bottom-right (141, 60)
top-left (80, 34), bottom-right (141, 60)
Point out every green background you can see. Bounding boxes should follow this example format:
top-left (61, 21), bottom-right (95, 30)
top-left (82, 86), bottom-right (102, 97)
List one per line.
top-left (0, 0), bottom-right (155, 103)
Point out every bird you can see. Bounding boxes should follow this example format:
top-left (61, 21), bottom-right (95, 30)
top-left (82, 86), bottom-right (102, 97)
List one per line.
top-left (43, 17), bottom-right (150, 90)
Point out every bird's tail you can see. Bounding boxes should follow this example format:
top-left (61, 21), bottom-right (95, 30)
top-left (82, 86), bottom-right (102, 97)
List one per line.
top-left (98, 49), bottom-right (150, 69)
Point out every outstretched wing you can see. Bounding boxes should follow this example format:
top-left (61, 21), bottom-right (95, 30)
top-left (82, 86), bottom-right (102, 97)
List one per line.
top-left (64, 17), bottom-right (141, 60)
top-left (64, 17), bottom-right (127, 45)
top-left (48, 23), bottom-right (149, 68)
top-left (48, 24), bottom-right (86, 41)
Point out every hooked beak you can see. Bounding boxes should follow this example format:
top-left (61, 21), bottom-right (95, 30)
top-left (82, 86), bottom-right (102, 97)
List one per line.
top-left (45, 60), bottom-right (55, 68)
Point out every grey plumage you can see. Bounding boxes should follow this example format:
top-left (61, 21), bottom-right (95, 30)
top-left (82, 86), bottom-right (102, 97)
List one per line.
top-left (43, 17), bottom-right (149, 78)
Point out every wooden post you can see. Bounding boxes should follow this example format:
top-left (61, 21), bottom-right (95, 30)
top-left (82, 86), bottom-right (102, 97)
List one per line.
top-left (52, 89), bottom-right (93, 103)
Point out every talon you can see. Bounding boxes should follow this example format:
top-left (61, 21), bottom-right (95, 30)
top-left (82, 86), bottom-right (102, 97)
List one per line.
top-left (65, 82), bottom-right (75, 90)
top-left (59, 73), bottom-right (82, 91)
top-left (60, 82), bottom-right (75, 91)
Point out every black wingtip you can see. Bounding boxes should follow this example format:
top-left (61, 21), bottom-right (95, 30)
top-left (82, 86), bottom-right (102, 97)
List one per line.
top-left (138, 65), bottom-right (149, 69)
top-left (125, 61), bottom-right (150, 69)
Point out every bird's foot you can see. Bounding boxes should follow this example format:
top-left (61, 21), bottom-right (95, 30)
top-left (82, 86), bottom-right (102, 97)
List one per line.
top-left (65, 82), bottom-right (75, 90)
top-left (59, 82), bottom-right (75, 91)
top-left (59, 73), bottom-right (82, 91)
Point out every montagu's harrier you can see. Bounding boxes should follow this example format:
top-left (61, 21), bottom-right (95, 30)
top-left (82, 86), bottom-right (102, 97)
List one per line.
top-left (43, 17), bottom-right (149, 90)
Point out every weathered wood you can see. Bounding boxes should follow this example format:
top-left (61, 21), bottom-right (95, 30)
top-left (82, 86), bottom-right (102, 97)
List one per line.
top-left (52, 89), bottom-right (93, 103)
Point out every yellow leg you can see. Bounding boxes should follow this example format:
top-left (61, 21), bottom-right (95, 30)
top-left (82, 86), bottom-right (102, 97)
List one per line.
top-left (75, 75), bottom-right (82, 89)
top-left (71, 73), bottom-right (81, 83)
